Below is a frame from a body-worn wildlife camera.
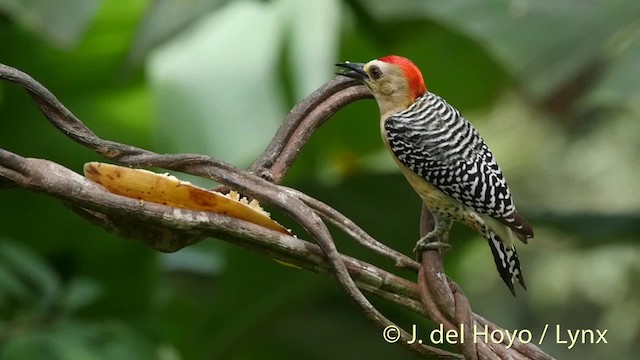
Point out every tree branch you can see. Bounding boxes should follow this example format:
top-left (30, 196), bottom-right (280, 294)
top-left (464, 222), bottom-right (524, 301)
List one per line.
top-left (417, 205), bottom-right (555, 360)
top-left (0, 63), bottom-right (554, 359)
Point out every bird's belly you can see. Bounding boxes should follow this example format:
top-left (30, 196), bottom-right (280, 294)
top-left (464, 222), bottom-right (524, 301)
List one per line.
top-left (397, 162), bottom-right (472, 224)
top-left (380, 125), bottom-right (475, 225)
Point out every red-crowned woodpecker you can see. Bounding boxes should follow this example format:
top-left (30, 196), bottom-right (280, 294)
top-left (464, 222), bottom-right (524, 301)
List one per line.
top-left (337, 55), bottom-right (533, 295)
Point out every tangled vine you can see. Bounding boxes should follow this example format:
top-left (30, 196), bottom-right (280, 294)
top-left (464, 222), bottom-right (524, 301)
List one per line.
top-left (0, 63), bottom-right (554, 360)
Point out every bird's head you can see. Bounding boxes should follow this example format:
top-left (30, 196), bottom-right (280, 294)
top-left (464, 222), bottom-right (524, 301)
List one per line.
top-left (337, 55), bottom-right (426, 117)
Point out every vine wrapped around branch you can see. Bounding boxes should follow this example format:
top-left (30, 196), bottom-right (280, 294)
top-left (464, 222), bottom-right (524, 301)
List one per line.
top-left (0, 63), bottom-right (553, 360)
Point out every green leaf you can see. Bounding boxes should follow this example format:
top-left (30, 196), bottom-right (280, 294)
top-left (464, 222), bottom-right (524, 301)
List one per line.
top-left (1, 320), bottom-right (161, 360)
top-left (587, 34), bottom-right (640, 109)
top-left (61, 277), bottom-right (103, 314)
top-left (365, 0), bottom-right (640, 102)
top-left (286, 0), bottom-right (342, 98)
top-left (0, 240), bottom-right (60, 306)
top-left (127, 0), bottom-right (232, 66)
top-left (0, 255), bottom-right (31, 303)
top-left (1, 334), bottom-right (54, 360)
top-left (148, 0), bottom-right (289, 168)
top-left (0, 0), bottom-right (102, 48)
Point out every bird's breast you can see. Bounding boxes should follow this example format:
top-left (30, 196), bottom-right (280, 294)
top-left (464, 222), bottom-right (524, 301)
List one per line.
top-left (380, 122), bottom-right (453, 206)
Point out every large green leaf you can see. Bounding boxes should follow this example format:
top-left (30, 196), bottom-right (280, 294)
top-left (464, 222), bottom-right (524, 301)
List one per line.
top-left (148, 0), bottom-right (289, 168)
top-left (147, 0), bottom-right (345, 170)
top-left (127, 0), bottom-right (232, 66)
top-left (287, 0), bottom-right (342, 98)
top-left (0, 0), bottom-right (101, 48)
top-left (365, 0), bottom-right (640, 107)
top-left (587, 34), bottom-right (640, 108)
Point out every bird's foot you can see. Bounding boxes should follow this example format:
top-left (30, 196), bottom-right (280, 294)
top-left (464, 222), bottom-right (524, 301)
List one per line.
top-left (413, 233), bottom-right (451, 254)
top-left (414, 241), bottom-right (451, 253)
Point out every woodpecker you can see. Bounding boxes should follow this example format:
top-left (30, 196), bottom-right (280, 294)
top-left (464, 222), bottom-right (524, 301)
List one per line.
top-left (337, 55), bottom-right (533, 295)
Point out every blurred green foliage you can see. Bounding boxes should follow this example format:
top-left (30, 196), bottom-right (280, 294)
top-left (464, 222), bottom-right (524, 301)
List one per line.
top-left (1, 0), bottom-right (639, 359)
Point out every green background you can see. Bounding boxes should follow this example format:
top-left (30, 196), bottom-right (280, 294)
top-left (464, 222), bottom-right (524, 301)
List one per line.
top-left (1, 0), bottom-right (639, 359)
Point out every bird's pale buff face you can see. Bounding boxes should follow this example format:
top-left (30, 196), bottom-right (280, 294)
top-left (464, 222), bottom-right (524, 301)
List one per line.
top-left (337, 55), bottom-right (426, 118)
top-left (361, 60), bottom-right (414, 118)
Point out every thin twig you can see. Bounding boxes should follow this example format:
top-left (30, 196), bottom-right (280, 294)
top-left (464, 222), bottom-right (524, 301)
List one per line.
top-left (293, 189), bottom-right (419, 271)
top-left (249, 77), bottom-right (372, 183)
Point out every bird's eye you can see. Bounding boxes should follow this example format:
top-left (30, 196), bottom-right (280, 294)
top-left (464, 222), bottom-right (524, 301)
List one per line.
top-left (369, 65), bottom-right (382, 80)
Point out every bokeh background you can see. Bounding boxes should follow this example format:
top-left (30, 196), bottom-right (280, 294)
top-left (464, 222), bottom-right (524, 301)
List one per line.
top-left (1, 0), bottom-right (639, 359)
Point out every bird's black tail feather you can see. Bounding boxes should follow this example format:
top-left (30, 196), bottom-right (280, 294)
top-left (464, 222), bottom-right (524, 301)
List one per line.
top-left (485, 229), bottom-right (526, 296)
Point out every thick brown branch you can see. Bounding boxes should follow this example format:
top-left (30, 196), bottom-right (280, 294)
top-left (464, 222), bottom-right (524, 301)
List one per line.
top-left (0, 62), bottom-right (555, 360)
top-left (0, 64), bottom-right (452, 358)
top-left (1, 151), bottom-right (417, 304)
top-left (0, 149), bottom-right (457, 359)
top-left (417, 205), bottom-right (555, 360)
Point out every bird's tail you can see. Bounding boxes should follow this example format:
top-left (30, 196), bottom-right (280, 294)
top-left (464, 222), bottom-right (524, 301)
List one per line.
top-left (484, 228), bottom-right (526, 296)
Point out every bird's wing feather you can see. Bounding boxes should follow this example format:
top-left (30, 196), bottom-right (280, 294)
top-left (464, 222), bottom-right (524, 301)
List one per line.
top-left (384, 93), bottom-right (533, 240)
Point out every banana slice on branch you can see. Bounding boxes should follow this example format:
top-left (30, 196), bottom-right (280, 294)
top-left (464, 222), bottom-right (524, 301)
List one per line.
top-left (83, 162), bottom-right (289, 234)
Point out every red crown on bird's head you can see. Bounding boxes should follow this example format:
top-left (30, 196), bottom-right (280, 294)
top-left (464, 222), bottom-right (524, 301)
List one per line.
top-left (379, 55), bottom-right (427, 101)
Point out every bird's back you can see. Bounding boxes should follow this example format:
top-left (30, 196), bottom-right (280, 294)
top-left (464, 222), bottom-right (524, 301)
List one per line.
top-left (382, 92), bottom-right (517, 220)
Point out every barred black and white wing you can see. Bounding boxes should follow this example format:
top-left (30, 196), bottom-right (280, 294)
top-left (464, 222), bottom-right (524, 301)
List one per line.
top-left (384, 92), bottom-right (533, 240)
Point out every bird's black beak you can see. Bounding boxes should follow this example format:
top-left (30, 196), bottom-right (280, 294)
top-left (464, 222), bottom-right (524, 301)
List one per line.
top-left (335, 62), bottom-right (368, 81)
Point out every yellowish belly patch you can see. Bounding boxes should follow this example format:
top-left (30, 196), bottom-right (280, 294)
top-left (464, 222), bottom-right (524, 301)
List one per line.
top-left (396, 161), bottom-right (483, 231)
